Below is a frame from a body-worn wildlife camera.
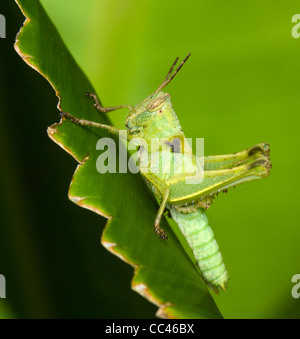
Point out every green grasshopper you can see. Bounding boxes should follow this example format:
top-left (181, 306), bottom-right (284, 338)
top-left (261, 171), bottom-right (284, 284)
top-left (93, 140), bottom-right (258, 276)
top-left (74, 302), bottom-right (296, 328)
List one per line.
top-left (61, 54), bottom-right (271, 292)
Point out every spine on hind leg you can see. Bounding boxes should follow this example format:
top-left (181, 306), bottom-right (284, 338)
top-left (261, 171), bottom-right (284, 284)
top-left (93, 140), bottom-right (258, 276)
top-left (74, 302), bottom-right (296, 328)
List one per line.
top-left (169, 207), bottom-right (228, 290)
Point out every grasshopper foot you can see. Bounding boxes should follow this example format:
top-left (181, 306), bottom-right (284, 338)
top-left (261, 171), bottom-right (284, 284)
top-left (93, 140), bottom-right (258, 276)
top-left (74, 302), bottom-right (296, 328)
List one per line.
top-left (60, 111), bottom-right (77, 122)
top-left (154, 225), bottom-right (168, 240)
top-left (86, 92), bottom-right (133, 113)
top-left (86, 92), bottom-right (100, 106)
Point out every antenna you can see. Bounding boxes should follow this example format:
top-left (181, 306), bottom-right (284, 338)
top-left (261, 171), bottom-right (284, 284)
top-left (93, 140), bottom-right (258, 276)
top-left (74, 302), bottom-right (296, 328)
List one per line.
top-left (155, 53), bottom-right (191, 94)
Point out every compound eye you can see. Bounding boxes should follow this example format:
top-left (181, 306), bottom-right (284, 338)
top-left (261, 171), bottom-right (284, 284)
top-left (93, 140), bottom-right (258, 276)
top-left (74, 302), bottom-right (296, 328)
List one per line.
top-left (146, 97), bottom-right (166, 112)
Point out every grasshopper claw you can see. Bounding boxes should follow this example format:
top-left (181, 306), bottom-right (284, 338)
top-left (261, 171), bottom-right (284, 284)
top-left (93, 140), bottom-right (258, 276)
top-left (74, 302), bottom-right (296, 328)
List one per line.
top-left (155, 227), bottom-right (168, 240)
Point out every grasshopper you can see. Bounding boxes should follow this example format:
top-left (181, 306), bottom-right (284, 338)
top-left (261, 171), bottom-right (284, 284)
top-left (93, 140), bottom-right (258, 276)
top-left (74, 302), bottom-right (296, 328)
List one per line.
top-left (61, 54), bottom-right (271, 292)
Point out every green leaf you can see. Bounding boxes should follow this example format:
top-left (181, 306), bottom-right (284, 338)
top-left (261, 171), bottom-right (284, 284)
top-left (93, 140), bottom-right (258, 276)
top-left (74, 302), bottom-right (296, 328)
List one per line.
top-left (14, 0), bottom-right (222, 318)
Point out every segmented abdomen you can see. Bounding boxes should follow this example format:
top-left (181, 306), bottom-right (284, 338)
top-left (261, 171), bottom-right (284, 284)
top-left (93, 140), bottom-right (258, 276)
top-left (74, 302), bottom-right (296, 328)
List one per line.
top-left (169, 207), bottom-right (228, 291)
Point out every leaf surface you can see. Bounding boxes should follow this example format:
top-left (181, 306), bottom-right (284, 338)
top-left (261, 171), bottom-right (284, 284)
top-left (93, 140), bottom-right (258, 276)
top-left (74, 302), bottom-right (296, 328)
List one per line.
top-left (14, 0), bottom-right (222, 318)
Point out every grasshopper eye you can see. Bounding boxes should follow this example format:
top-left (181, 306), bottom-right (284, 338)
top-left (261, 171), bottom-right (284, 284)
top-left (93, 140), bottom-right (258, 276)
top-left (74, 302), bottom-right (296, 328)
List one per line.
top-left (146, 97), bottom-right (166, 112)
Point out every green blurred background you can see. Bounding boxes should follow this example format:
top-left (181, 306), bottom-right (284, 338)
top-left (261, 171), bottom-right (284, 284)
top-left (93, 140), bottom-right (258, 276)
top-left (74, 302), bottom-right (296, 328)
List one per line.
top-left (0, 0), bottom-right (299, 318)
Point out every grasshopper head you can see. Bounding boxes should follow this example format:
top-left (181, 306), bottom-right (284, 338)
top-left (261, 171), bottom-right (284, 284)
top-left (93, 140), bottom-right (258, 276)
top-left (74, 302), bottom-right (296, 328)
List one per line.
top-left (125, 53), bottom-right (191, 135)
top-left (125, 91), bottom-right (172, 133)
